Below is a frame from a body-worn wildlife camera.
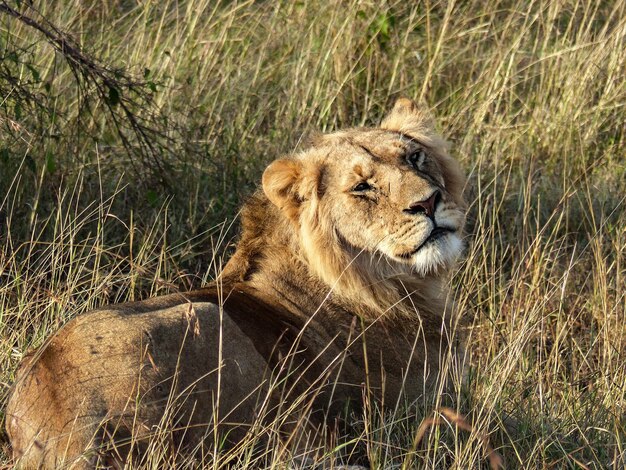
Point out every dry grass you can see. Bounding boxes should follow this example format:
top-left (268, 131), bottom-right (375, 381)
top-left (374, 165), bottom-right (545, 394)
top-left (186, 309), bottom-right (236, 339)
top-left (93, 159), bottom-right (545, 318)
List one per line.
top-left (0, 0), bottom-right (625, 468)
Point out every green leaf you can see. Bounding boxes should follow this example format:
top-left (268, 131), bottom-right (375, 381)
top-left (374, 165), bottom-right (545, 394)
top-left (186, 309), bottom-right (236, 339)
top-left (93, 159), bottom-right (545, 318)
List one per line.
top-left (14, 102), bottom-right (22, 120)
top-left (146, 190), bottom-right (158, 206)
top-left (45, 152), bottom-right (56, 173)
top-left (26, 64), bottom-right (40, 82)
top-left (106, 86), bottom-right (120, 107)
top-left (368, 11), bottom-right (396, 48)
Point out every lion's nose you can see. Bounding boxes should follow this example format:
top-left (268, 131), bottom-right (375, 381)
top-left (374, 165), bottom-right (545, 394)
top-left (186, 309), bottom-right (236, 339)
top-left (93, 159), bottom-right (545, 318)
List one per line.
top-left (404, 190), bottom-right (441, 219)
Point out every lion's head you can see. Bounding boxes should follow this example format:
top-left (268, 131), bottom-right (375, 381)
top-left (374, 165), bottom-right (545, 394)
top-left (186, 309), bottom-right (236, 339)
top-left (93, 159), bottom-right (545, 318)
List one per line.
top-left (248, 99), bottom-right (466, 315)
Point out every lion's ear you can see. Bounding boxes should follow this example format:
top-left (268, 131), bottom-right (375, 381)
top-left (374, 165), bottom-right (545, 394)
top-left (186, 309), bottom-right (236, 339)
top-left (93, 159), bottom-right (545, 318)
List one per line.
top-left (262, 158), bottom-right (304, 220)
top-left (390, 97), bottom-right (419, 115)
top-left (381, 97), bottom-right (435, 131)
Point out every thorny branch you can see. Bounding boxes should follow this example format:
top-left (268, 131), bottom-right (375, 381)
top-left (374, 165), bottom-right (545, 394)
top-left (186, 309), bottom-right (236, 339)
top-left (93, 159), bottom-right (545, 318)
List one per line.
top-left (0, 1), bottom-right (176, 187)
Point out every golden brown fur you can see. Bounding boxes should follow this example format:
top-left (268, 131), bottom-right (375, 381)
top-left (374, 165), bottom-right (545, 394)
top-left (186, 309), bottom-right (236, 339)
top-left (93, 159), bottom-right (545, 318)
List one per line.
top-left (5, 99), bottom-right (467, 468)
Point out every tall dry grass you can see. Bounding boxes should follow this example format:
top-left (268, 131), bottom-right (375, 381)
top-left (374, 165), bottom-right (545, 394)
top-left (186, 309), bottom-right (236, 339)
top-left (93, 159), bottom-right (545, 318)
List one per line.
top-left (0, 0), bottom-right (625, 467)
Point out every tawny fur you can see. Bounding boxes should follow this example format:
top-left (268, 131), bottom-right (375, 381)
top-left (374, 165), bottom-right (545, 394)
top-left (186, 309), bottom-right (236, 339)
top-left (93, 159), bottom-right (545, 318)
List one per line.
top-left (5, 99), bottom-right (467, 469)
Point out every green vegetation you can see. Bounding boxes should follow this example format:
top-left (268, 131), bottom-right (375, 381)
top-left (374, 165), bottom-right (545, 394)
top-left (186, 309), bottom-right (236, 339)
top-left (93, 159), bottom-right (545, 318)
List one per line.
top-left (1, 0), bottom-right (624, 467)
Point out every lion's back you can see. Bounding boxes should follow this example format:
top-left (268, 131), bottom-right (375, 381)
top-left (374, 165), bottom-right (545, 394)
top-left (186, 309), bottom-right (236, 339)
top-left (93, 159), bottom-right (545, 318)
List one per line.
top-left (6, 297), bottom-right (269, 468)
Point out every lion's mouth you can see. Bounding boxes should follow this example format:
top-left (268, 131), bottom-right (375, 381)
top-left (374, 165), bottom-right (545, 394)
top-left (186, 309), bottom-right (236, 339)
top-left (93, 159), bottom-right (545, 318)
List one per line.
top-left (397, 226), bottom-right (455, 259)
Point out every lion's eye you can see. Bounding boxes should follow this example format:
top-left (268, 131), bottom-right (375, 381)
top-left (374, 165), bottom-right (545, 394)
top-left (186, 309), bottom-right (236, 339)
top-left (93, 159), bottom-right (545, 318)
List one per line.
top-left (352, 182), bottom-right (372, 192)
top-left (407, 150), bottom-right (426, 169)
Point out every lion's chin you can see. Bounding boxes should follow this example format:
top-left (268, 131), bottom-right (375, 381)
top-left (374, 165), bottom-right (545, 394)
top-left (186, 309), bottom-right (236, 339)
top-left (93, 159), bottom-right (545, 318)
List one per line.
top-left (409, 233), bottom-right (464, 275)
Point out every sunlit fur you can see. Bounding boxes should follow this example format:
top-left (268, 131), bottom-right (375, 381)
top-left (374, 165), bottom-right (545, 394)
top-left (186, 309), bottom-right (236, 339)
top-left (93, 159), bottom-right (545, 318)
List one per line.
top-left (255, 98), bottom-right (467, 319)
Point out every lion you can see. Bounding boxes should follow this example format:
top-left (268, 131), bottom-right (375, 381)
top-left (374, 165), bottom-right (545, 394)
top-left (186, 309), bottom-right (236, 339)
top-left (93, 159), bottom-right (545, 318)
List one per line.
top-left (5, 98), bottom-right (467, 469)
